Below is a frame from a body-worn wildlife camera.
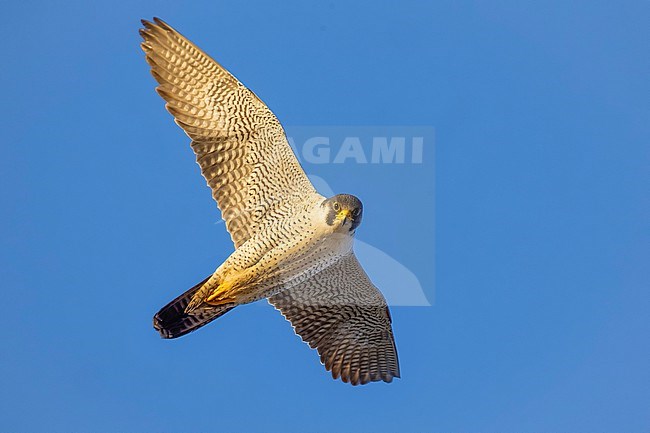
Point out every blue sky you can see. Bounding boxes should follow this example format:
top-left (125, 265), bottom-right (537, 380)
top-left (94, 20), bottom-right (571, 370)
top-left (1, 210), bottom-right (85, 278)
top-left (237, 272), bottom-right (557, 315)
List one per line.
top-left (1, 1), bottom-right (648, 432)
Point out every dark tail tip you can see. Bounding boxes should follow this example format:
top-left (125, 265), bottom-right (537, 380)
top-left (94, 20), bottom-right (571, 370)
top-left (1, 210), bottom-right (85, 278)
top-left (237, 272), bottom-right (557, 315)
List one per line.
top-left (153, 303), bottom-right (235, 339)
top-left (153, 276), bottom-right (235, 339)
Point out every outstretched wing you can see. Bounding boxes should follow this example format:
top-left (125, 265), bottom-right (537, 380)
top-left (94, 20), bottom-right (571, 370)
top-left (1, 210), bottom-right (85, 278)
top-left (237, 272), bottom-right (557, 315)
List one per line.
top-left (269, 254), bottom-right (400, 385)
top-left (140, 18), bottom-right (316, 248)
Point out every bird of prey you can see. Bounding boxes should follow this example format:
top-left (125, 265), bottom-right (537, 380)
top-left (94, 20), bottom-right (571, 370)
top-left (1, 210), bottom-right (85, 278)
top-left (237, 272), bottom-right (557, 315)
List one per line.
top-left (140, 18), bottom-right (400, 385)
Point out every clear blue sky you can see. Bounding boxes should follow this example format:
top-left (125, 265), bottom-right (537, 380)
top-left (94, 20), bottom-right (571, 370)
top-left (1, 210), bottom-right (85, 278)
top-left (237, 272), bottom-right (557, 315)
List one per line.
top-left (1, 1), bottom-right (648, 432)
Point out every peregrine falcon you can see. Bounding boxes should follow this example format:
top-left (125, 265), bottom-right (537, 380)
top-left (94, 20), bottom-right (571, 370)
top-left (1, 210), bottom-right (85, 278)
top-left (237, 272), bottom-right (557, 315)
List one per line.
top-left (140, 18), bottom-right (400, 385)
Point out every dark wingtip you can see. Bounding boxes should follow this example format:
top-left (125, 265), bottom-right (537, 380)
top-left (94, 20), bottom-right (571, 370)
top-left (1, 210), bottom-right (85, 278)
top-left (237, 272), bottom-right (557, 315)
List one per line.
top-left (153, 17), bottom-right (174, 32)
top-left (140, 18), bottom-right (155, 31)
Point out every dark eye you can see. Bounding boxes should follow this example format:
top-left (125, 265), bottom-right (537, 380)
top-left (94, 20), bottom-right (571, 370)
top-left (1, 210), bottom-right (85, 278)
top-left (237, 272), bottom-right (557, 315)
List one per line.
top-left (352, 208), bottom-right (360, 217)
top-left (333, 202), bottom-right (340, 211)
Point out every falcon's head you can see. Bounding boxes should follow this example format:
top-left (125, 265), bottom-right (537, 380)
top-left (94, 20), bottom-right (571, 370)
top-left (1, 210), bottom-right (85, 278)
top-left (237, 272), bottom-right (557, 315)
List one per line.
top-left (323, 194), bottom-right (363, 232)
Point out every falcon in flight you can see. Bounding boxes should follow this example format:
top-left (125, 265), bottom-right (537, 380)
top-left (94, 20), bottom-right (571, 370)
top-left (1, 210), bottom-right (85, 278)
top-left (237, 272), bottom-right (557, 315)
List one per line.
top-left (140, 18), bottom-right (400, 385)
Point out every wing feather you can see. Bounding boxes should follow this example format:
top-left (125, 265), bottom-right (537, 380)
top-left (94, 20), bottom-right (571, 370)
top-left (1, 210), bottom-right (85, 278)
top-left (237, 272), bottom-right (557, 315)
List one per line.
top-left (140, 18), bottom-right (316, 248)
top-left (269, 254), bottom-right (400, 385)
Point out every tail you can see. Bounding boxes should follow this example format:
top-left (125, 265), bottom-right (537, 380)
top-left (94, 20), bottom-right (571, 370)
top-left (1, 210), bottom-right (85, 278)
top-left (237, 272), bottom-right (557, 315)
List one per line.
top-left (153, 276), bottom-right (236, 339)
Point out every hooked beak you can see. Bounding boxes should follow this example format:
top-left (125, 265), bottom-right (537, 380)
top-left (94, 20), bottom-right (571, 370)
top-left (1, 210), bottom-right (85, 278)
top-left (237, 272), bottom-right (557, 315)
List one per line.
top-left (338, 209), bottom-right (351, 225)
